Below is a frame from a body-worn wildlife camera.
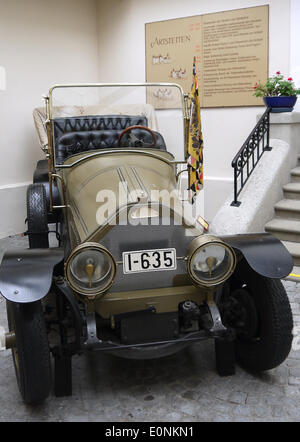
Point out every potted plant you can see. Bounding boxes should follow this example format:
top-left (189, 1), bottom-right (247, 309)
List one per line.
top-left (253, 71), bottom-right (300, 112)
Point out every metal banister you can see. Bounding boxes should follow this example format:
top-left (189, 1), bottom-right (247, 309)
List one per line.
top-left (231, 107), bottom-right (271, 206)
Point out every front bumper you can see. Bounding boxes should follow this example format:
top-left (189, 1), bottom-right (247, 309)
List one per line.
top-left (82, 309), bottom-right (234, 359)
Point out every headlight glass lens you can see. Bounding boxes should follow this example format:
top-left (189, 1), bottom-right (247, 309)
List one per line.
top-left (188, 241), bottom-right (235, 286)
top-left (66, 243), bottom-right (116, 295)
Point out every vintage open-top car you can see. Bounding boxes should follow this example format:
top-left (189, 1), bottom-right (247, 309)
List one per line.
top-left (0, 83), bottom-right (294, 404)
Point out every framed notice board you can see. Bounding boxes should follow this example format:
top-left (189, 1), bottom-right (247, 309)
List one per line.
top-left (145, 5), bottom-right (269, 108)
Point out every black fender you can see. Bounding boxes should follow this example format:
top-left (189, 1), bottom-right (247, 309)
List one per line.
top-left (0, 248), bottom-right (64, 303)
top-left (220, 233), bottom-right (293, 279)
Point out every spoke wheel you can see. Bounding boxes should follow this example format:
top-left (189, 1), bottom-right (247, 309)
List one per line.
top-left (221, 260), bottom-right (293, 371)
top-left (221, 288), bottom-right (259, 340)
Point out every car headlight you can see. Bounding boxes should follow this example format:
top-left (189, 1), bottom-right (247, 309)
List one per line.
top-left (187, 235), bottom-right (236, 287)
top-left (65, 242), bottom-right (116, 296)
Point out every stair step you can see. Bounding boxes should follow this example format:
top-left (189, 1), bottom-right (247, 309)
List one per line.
top-left (265, 218), bottom-right (300, 242)
top-left (285, 265), bottom-right (300, 282)
top-left (291, 167), bottom-right (300, 183)
top-left (283, 182), bottom-right (300, 200)
top-left (282, 241), bottom-right (300, 266)
top-left (274, 199), bottom-right (300, 219)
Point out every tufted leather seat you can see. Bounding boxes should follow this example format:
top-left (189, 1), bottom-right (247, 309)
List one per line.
top-left (53, 115), bottom-right (166, 164)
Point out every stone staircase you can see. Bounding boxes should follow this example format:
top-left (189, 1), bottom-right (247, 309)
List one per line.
top-left (265, 155), bottom-right (300, 281)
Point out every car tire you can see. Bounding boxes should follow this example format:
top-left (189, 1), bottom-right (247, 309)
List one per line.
top-left (225, 261), bottom-right (293, 371)
top-left (6, 300), bottom-right (52, 405)
top-left (27, 183), bottom-right (49, 248)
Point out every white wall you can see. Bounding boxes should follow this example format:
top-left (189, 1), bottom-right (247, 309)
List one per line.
top-left (0, 0), bottom-right (99, 237)
top-left (290, 0), bottom-right (300, 112)
top-left (97, 0), bottom-right (291, 221)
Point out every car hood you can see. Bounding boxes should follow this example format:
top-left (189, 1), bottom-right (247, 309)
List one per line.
top-left (62, 150), bottom-right (200, 245)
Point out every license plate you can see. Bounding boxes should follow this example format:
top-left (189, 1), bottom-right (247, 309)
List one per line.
top-left (123, 248), bottom-right (177, 274)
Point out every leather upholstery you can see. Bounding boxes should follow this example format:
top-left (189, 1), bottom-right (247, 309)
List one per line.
top-left (53, 115), bottom-right (166, 164)
top-left (54, 115), bottom-right (148, 135)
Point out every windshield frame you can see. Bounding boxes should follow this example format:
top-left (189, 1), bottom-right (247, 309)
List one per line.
top-left (46, 82), bottom-right (188, 169)
top-left (44, 82), bottom-right (190, 211)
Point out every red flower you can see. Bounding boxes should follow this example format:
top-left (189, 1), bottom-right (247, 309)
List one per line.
top-left (276, 71), bottom-right (281, 74)
top-left (253, 86), bottom-right (257, 89)
top-left (288, 77), bottom-right (293, 81)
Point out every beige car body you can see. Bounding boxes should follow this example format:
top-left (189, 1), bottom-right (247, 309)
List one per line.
top-left (59, 149), bottom-right (207, 318)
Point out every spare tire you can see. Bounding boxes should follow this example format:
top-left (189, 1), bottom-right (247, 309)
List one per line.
top-left (27, 183), bottom-right (49, 249)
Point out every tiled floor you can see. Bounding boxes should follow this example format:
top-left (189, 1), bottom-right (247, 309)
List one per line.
top-left (0, 234), bottom-right (299, 422)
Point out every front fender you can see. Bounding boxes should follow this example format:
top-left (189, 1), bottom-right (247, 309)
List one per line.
top-left (221, 233), bottom-right (293, 279)
top-left (0, 248), bottom-right (64, 303)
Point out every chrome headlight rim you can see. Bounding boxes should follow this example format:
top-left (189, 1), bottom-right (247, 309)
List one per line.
top-left (187, 235), bottom-right (236, 287)
top-left (65, 242), bottom-right (116, 296)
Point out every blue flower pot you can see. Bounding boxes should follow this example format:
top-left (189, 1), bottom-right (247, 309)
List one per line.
top-left (263, 96), bottom-right (297, 112)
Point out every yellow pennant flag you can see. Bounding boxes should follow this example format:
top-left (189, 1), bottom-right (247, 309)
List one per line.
top-left (188, 57), bottom-right (204, 204)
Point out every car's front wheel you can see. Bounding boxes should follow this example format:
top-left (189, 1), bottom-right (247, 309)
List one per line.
top-left (220, 261), bottom-right (293, 371)
top-left (6, 300), bottom-right (52, 405)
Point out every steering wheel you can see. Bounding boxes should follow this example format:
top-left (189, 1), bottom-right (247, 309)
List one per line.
top-left (117, 125), bottom-right (157, 148)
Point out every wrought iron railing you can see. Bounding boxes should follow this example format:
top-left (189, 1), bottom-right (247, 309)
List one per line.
top-left (231, 107), bottom-right (271, 206)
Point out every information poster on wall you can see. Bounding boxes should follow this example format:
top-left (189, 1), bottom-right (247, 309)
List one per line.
top-left (145, 5), bottom-right (269, 108)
